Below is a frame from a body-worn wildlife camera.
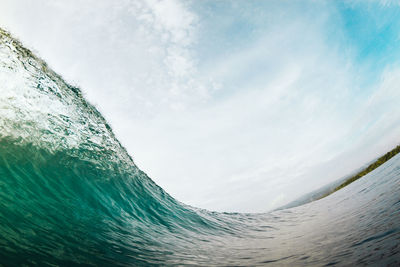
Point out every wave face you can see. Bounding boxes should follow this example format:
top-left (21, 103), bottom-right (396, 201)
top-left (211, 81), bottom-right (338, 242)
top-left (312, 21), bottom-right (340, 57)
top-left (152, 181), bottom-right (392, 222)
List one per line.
top-left (1, 28), bottom-right (400, 266)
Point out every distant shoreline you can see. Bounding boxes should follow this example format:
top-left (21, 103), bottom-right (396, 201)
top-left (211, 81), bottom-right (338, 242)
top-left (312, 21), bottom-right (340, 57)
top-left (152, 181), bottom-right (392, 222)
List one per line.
top-left (318, 144), bottom-right (400, 200)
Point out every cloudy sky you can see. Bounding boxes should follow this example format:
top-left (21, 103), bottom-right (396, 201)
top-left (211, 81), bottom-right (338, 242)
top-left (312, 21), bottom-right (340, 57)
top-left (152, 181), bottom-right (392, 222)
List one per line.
top-left (1, 0), bottom-right (400, 212)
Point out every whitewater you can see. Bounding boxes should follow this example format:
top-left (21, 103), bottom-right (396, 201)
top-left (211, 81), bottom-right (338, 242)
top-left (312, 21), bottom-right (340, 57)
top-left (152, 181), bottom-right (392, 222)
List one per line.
top-left (0, 28), bottom-right (399, 266)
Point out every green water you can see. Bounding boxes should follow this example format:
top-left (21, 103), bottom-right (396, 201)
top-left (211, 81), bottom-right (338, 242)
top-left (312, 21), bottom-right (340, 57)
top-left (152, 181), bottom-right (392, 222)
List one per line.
top-left (0, 137), bottom-right (223, 265)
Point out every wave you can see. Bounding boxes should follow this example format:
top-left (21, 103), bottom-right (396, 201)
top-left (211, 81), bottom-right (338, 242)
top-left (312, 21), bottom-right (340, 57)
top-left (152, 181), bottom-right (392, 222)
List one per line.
top-left (1, 28), bottom-right (399, 266)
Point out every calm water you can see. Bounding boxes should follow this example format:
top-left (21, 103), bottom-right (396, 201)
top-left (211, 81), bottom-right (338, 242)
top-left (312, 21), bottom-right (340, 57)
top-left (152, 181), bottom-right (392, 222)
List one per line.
top-left (0, 28), bottom-right (399, 266)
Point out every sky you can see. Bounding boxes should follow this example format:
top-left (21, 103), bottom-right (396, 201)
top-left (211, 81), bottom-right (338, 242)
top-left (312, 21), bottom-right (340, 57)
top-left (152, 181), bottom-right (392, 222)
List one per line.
top-left (1, 0), bottom-right (400, 212)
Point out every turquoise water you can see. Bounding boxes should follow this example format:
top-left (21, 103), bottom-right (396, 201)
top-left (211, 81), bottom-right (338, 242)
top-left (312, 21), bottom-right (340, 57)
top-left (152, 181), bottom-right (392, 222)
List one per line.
top-left (1, 28), bottom-right (399, 266)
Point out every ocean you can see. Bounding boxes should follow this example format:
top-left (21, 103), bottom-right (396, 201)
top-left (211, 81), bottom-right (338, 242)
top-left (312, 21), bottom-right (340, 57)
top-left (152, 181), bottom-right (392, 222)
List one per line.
top-left (0, 28), bottom-right (399, 266)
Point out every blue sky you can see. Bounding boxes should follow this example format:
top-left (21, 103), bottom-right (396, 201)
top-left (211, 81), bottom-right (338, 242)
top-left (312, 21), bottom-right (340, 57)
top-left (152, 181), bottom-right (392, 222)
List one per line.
top-left (337, 1), bottom-right (400, 83)
top-left (1, 0), bottom-right (400, 212)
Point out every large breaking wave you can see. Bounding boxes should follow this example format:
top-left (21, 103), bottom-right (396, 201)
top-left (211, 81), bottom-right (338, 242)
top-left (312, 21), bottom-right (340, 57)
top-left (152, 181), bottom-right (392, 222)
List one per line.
top-left (0, 28), bottom-right (399, 266)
